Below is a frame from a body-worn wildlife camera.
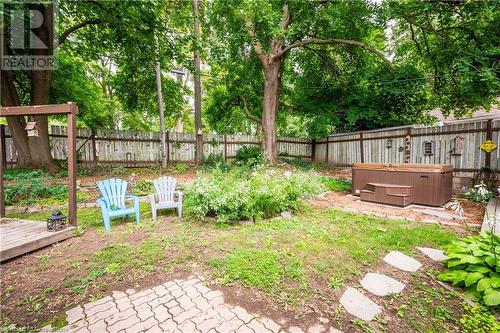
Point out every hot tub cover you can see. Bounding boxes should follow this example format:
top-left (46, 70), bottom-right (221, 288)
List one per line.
top-left (352, 163), bottom-right (453, 173)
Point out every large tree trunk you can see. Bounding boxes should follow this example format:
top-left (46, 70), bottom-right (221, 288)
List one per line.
top-left (261, 60), bottom-right (282, 164)
top-left (0, 3), bottom-right (57, 171)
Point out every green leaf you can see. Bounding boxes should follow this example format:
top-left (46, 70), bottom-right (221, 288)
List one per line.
top-left (466, 265), bottom-right (491, 273)
top-left (438, 270), bottom-right (468, 284)
top-left (484, 255), bottom-right (496, 267)
top-left (464, 272), bottom-right (484, 287)
top-left (459, 255), bottom-right (482, 265)
top-left (483, 288), bottom-right (500, 306)
top-left (447, 259), bottom-right (463, 268)
top-left (477, 278), bottom-right (491, 292)
top-left (491, 276), bottom-right (500, 289)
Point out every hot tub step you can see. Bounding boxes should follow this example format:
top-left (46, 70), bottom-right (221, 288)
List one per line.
top-left (360, 183), bottom-right (413, 207)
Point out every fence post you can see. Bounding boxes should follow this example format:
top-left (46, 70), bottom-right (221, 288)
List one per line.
top-left (359, 133), bottom-right (364, 163)
top-left (91, 129), bottom-right (98, 168)
top-left (485, 119), bottom-right (493, 169)
top-left (311, 139), bottom-right (316, 162)
top-left (326, 136), bottom-right (329, 164)
top-left (224, 134), bottom-right (227, 162)
top-left (166, 131), bottom-right (170, 166)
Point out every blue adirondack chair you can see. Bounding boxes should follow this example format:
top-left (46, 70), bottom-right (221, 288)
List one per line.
top-left (96, 178), bottom-right (140, 231)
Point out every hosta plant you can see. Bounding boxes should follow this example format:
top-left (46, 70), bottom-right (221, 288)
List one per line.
top-left (464, 182), bottom-right (494, 203)
top-left (438, 231), bottom-right (500, 307)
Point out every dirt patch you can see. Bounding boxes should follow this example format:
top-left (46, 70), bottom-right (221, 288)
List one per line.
top-left (0, 218), bottom-right (189, 328)
top-left (321, 167), bottom-right (352, 179)
top-left (308, 191), bottom-right (484, 228)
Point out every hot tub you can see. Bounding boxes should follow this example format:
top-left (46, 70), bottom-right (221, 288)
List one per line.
top-left (352, 163), bottom-right (453, 207)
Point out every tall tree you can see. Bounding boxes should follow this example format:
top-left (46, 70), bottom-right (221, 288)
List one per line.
top-left (1, 0), bottom-right (177, 170)
top-left (209, 0), bottom-right (392, 163)
top-left (192, 0), bottom-right (203, 166)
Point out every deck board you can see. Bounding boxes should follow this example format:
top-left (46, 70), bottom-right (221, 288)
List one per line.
top-left (0, 219), bottom-right (75, 262)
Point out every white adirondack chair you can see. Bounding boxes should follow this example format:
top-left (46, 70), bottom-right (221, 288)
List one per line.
top-left (149, 176), bottom-right (183, 220)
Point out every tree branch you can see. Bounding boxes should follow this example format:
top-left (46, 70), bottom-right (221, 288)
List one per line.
top-left (241, 96), bottom-right (262, 124)
top-left (401, 15), bottom-right (444, 37)
top-left (244, 20), bottom-right (266, 62)
top-left (277, 38), bottom-right (393, 68)
top-left (280, 3), bottom-right (291, 30)
top-left (57, 19), bottom-right (101, 47)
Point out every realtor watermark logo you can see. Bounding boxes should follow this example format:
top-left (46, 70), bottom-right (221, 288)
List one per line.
top-left (1, 1), bottom-right (58, 70)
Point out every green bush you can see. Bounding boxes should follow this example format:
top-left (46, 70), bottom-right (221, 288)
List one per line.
top-left (5, 178), bottom-right (67, 206)
top-left (282, 157), bottom-right (313, 170)
top-left (132, 180), bottom-right (154, 196)
top-left (235, 146), bottom-right (264, 166)
top-left (203, 152), bottom-right (224, 166)
top-left (438, 232), bottom-right (500, 307)
top-left (321, 177), bottom-right (352, 192)
top-left (185, 167), bottom-right (325, 222)
top-left (174, 163), bottom-right (189, 173)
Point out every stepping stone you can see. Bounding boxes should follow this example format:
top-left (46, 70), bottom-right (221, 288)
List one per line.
top-left (360, 273), bottom-right (406, 296)
top-left (383, 251), bottom-right (422, 272)
top-left (412, 209), bottom-right (462, 220)
top-left (339, 287), bottom-right (381, 321)
top-left (416, 247), bottom-right (448, 262)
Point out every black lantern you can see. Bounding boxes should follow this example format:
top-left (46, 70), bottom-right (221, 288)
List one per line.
top-left (47, 210), bottom-right (67, 231)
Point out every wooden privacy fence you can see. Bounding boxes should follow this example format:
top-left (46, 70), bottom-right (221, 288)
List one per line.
top-left (1, 118), bottom-right (498, 175)
top-left (314, 119), bottom-right (500, 177)
top-left (1, 125), bottom-right (312, 168)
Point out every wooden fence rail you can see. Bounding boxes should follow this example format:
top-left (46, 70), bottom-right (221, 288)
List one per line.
top-left (1, 118), bottom-right (498, 177)
top-left (2, 125), bottom-right (312, 168)
top-left (314, 119), bottom-right (500, 177)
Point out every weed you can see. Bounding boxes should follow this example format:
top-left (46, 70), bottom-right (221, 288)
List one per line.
top-left (208, 248), bottom-right (305, 293)
top-left (17, 295), bottom-right (46, 315)
top-left (459, 304), bottom-right (499, 332)
top-left (327, 275), bottom-right (344, 290)
top-left (174, 163), bottom-right (189, 173)
top-left (321, 177), bottom-right (352, 192)
top-left (112, 166), bottom-right (129, 176)
top-left (132, 180), bottom-right (154, 196)
top-left (5, 177), bottom-right (67, 206)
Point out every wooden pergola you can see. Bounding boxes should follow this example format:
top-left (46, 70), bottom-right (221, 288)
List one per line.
top-left (0, 103), bottom-right (78, 261)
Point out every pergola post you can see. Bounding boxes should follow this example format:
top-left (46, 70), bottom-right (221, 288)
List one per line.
top-left (67, 103), bottom-right (78, 226)
top-left (0, 103), bottom-right (78, 225)
top-left (0, 125), bottom-right (5, 218)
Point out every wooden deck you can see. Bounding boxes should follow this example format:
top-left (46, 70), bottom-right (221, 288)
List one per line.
top-left (0, 219), bottom-right (75, 262)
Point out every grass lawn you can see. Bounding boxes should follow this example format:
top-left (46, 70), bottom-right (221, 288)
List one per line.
top-left (3, 203), bottom-right (491, 332)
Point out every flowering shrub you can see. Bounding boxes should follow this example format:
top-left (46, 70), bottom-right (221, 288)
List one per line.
top-left (185, 167), bottom-right (325, 222)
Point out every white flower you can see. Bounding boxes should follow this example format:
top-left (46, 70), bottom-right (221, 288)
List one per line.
top-left (450, 200), bottom-right (464, 217)
top-left (284, 171), bottom-right (292, 178)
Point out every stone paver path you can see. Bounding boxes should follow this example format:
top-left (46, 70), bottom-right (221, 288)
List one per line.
top-left (417, 247), bottom-right (448, 262)
top-left (339, 287), bottom-right (381, 322)
top-left (360, 273), bottom-right (406, 297)
top-left (52, 275), bottom-right (340, 333)
top-left (383, 251), bottom-right (422, 272)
